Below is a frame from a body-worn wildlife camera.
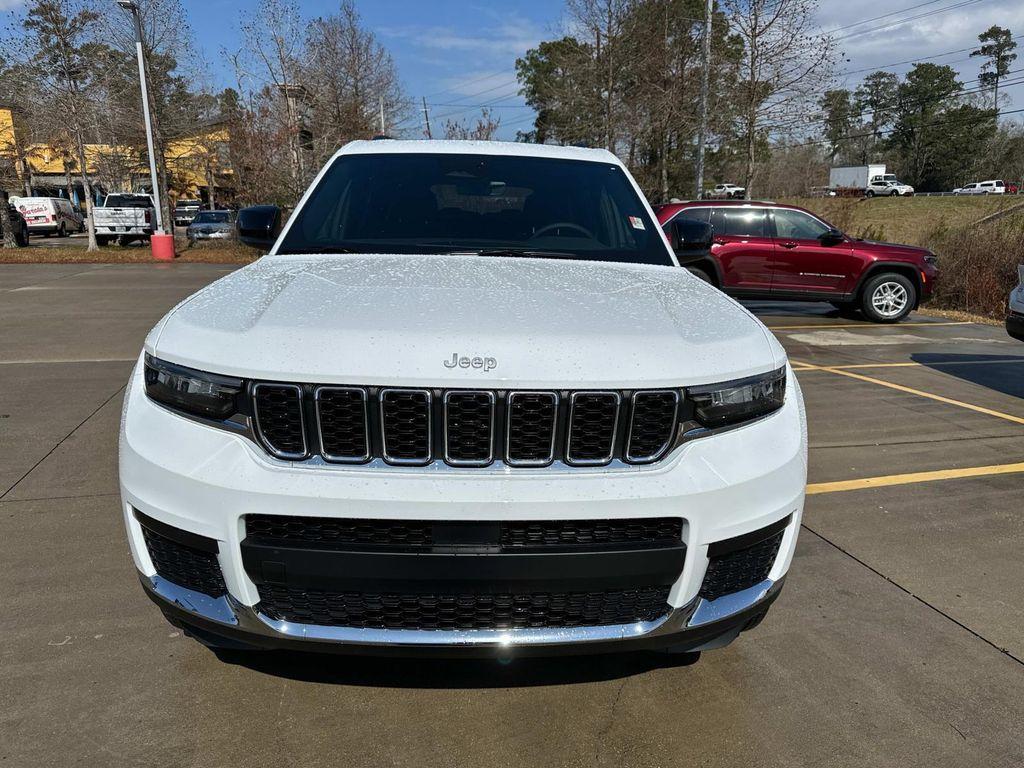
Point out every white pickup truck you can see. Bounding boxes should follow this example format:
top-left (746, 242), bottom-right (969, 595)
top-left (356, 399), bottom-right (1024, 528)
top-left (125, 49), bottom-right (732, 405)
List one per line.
top-left (93, 193), bottom-right (155, 245)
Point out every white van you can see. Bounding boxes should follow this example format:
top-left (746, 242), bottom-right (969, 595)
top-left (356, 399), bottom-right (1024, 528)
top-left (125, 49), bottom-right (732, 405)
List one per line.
top-left (11, 197), bottom-right (81, 236)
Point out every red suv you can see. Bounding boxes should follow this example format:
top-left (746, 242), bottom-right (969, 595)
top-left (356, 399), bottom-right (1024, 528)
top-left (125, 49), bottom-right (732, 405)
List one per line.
top-left (655, 200), bottom-right (938, 323)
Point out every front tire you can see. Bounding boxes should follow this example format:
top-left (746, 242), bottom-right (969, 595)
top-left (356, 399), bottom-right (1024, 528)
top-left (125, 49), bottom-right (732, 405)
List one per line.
top-left (865, 190), bottom-right (874, 198)
top-left (861, 273), bottom-right (916, 323)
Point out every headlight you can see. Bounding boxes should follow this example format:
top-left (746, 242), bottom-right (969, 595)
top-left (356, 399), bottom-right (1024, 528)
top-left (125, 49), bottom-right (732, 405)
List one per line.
top-left (144, 354), bottom-right (243, 419)
top-left (688, 367), bottom-right (786, 428)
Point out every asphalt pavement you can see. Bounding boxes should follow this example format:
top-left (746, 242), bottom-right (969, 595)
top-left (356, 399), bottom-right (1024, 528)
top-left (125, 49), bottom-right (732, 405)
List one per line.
top-left (1, 264), bottom-right (1022, 767)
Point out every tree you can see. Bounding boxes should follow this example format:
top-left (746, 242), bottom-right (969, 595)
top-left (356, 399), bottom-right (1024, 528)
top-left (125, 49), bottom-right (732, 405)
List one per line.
top-left (516, 37), bottom-right (602, 147)
top-left (820, 89), bottom-right (854, 162)
top-left (853, 70), bottom-right (899, 162)
top-left (970, 25), bottom-right (1017, 114)
top-left (720, 0), bottom-right (834, 197)
top-left (443, 109), bottom-right (501, 141)
top-left (14, 0), bottom-right (103, 250)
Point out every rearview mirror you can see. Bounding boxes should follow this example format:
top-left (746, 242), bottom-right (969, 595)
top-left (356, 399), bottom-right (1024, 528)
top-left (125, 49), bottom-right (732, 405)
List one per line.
top-left (236, 205), bottom-right (282, 249)
top-left (670, 219), bottom-right (714, 252)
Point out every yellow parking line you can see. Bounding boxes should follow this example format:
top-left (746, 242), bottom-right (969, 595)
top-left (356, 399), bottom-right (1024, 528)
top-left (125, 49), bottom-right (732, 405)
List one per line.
top-left (807, 462), bottom-right (1024, 494)
top-left (813, 366), bottom-right (1024, 425)
top-left (796, 359), bottom-right (1024, 371)
top-left (768, 321), bottom-right (973, 331)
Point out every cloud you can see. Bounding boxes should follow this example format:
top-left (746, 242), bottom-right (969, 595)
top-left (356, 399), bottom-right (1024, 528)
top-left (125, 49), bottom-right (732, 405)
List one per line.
top-left (380, 13), bottom-right (545, 58)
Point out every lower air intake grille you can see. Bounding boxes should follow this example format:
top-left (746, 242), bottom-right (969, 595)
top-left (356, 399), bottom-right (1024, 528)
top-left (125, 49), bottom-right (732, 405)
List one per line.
top-left (246, 516), bottom-right (434, 551)
top-left (253, 384), bottom-right (306, 458)
top-left (142, 527), bottom-right (226, 598)
top-left (500, 518), bottom-right (683, 551)
top-left (700, 530), bottom-right (784, 602)
top-left (257, 585), bottom-right (671, 630)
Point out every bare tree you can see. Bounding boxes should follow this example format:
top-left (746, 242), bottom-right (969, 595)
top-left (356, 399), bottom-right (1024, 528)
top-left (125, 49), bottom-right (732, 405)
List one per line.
top-left (443, 109), bottom-right (501, 141)
top-left (720, 0), bottom-right (834, 197)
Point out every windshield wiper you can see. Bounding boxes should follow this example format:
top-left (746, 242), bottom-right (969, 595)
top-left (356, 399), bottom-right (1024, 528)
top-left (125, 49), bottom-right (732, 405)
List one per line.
top-left (466, 248), bottom-right (581, 260)
top-left (276, 245), bottom-right (361, 254)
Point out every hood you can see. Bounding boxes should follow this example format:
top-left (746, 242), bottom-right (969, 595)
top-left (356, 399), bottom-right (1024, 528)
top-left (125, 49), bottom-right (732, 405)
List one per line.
top-left (151, 254), bottom-right (779, 388)
top-left (853, 239), bottom-right (929, 258)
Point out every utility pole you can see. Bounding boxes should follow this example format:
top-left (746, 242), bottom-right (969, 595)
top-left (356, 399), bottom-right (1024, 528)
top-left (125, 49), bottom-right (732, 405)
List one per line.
top-left (694, 0), bottom-right (713, 200)
top-left (379, 97), bottom-right (386, 134)
top-left (421, 96), bottom-right (433, 139)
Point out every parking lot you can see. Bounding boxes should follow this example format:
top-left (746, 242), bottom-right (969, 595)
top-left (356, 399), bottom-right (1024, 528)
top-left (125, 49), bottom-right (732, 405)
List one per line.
top-left (2, 263), bottom-right (1022, 767)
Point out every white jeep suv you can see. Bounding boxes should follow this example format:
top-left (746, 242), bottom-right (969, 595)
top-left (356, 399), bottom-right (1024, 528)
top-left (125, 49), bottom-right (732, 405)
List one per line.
top-left (119, 140), bottom-right (807, 658)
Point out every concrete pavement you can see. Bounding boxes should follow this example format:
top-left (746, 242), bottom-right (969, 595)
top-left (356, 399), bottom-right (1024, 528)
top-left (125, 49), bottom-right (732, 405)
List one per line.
top-left (1, 264), bottom-right (1022, 767)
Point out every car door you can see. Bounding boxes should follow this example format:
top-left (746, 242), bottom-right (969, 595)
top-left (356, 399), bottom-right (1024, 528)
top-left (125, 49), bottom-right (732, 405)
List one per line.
top-left (768, 208), bottom-right (857, 296)
top-left (707, 206), bottom-right (773, 291)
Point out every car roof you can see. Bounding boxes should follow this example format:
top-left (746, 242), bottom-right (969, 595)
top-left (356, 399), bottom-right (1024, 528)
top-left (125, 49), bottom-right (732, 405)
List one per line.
top-left (654, 199), bottom-right (818, 220)
top-left (335, 139), bottom-right (622, 166)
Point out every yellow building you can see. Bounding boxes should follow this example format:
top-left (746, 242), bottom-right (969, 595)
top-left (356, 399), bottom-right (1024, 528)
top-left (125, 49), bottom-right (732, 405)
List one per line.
top-left (0, 105), bottom-right (235, 205)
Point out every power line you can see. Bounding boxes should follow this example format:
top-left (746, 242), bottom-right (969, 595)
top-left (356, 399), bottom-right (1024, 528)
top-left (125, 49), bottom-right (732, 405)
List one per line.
top-left (833, 0), bottom-right (989, 42)
top-left (825, 0), bottom-right (948, 35)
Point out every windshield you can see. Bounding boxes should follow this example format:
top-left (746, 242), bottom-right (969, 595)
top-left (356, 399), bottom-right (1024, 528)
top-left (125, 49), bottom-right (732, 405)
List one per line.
top-left (192, 211), bottom-right (231, 224)
top-left (276, 153), bottom-right (673, 265)
top-left (105, 195), bottom-right (151, 208)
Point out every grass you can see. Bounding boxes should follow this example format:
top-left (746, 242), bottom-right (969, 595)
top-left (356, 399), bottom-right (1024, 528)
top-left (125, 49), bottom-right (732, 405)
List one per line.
top-left (0, 238), bottom-right (260, 264)
top-left (781, 195), bottom-right (1019, 246)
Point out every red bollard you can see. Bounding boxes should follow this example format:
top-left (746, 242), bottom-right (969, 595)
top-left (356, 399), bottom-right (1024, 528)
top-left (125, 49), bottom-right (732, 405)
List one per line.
top-left (151, 232), bottom-right (175, 261)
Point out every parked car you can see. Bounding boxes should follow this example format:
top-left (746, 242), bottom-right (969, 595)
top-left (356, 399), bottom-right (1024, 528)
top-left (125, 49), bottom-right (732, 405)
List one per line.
top-left (93, 193), bottom-right (155, 246)
top-left (1006, 181), bottom-right (1020, 195)
top-left (703, 183), bottom-right (746, 199)
top-left (120, 140), bottom-right (807, 659)
top-left (866, 175), bottom-right (914, 197)
top-left (654, 200), bottom-right (938, 323)
top-left (1008, 265), bottom-right (1024, 341)
top-left (6, 204), bottom-right (30, 246)
top-left (954, 180), bottom-right (1006, 195)
top-left (12, 196), bottom-right (78, 237)
top-left (186, 209), bottom-right (235, 243)
top-left (173, 199), bottom-right (202, 227)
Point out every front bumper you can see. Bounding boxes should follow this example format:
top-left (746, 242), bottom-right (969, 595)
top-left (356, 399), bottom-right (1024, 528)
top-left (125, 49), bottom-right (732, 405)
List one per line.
top-left (1007, 312), bottom-right (1024, 341)
top-left (186, 230), bottom-right (231, 241)
top-left (120, 358), bottom-right (807, 654)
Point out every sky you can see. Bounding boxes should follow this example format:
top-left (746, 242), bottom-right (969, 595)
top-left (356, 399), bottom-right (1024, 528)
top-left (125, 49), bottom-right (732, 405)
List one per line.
top-left (90, 0), bottom-right (1024, 140)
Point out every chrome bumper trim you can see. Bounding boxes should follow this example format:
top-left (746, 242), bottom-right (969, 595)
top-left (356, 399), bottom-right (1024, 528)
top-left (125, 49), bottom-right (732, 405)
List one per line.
top-left (142, 572), bottom-right (780, 648)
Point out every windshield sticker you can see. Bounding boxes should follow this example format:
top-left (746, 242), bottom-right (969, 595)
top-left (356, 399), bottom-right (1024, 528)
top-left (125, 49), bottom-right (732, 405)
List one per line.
top-left (628, 216), bottom-right (645, 230)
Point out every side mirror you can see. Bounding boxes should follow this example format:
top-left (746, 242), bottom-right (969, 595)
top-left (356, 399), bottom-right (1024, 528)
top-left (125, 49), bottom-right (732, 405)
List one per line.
top-left (236, 205), bottom-right (282, 249)
top-left (670, 219), bottom-right (714, 252)
top-left (820, 227), bottom-right (844, 244)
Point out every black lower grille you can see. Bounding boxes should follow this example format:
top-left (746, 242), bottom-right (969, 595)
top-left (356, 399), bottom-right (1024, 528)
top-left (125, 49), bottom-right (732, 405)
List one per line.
top-left (257, 585), bottom-right (671, 630)
top-left (142, 526), bottom-right (226, 598)
top-left (246, 515), bottom-right (683, 553)
top-left (246, 515), bottom-right (434, 551)
top-left (700, 530), bottom-right (783, 601)
top-left (500, 518), bottom-right (683, 551)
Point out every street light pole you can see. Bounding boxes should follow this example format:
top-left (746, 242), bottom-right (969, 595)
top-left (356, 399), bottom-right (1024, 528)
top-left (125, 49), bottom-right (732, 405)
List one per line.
top-left (118, 0), bottom-right (164, 234)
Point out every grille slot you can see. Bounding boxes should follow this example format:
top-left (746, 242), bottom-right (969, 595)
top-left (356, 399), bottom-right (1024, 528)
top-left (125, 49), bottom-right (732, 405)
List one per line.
top-left (141, 526), bottom-right (226, 598)
top-left (380, 388), bottom-right (432, 465)
top-left (315, 387), bottom-right (369, 463)
top-left (247, 515), bottom-right (434, 551)
top-left (506, 392), bottom-right (558, 466)
top-left (500, 518), bottom-right (683, 551)
top-left (626, 390), bottom-right (679, 463)
top-left (252, 383), bottom-right (306, 458)
top-left (566, 392), bottom-right (621, 465)
top-left (257, 585), bottom-right (671, 630)
top-left (700, 530), bottom-right (784, 601)
top-left (444, 391), bottom-right (495, 466)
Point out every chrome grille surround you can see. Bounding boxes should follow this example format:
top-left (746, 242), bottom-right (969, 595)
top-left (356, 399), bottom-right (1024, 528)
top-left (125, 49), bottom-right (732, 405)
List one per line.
top-left (246, 384), bottom-right (689, 470)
